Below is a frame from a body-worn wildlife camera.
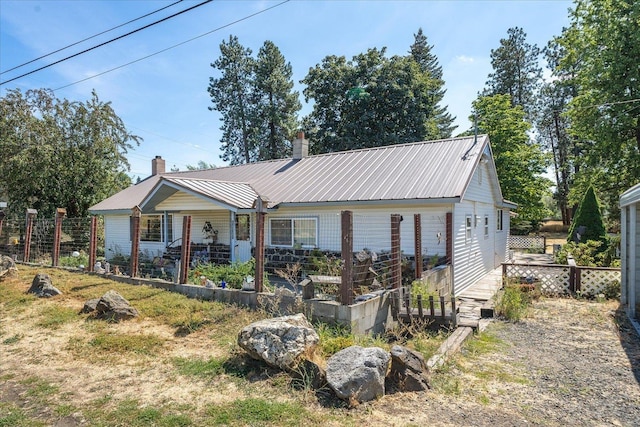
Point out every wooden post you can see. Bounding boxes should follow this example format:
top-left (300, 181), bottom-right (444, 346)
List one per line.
top-left (88, 216), bottom-right (98, 272)
top-left (446, 212), bottom-right (453, 265)
top-left (254, 197), bottom-right (266, 293)
top-left (391, 214), bottom-right (402, 289)
top-left (341, 210), bottom-right (353, 305)
top-left (417, 294), bottom-right (423, 319)
top-left (179, 215), bottom-right (192, 284)
top-left (52, 208), bottom-right (66, 267)
top-left (0, 209), bottom-right (5, 238)
top-left (569, 265), bottom-right (576, 293)
top-left (130, 206), bottom-right (141, 278)
top-left (575, 267), bottom-right (582, 294)
top-left (414, 214), bottom-right (422, 278)
top-left (23, 209), bottom-right (37, 263)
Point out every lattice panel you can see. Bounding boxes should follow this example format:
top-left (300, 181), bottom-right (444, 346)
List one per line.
top-left (504, 264), bottom-right (571, 295)
top-left (508, 236), bottom-right (545, 250)
top-left (579, 269), bottom-right (621, 297)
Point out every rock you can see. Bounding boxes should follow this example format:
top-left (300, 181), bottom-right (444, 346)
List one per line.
top-left (27, 273), bottom-right (62, 297)
top-left (81, 298), bottom-right (100, 313)
top-left (326, 346), bottom-right (390, 404)
top-left (237, 313), bottom-right (319, 371)
top-left (0, 255), bottom-right (17, 278)
top-left (387, 345), bottom-right (431, 392)
top-left (94, 290), bottom-right (139, 321)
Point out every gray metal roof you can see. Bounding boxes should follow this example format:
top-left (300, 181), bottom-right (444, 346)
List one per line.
top-left (90, 135), bottom-right (497, 213)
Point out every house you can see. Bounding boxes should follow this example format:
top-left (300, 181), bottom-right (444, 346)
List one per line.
top-left (89, 134), bottom-right (515, 296)
top-left (621, 183), bottom-right (640, 319)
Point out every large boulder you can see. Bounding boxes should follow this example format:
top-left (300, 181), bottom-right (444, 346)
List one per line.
top-left (27, 273), bottom-right (62, 297)
top-left (387, 345), bottom-right (431, 392)
top-left (0, 255), bottom-right (18, 279)
top-left (237, 313), bottom-right (319, 371)
top-left (326, 346), bottom-right (390, 405)
top-left (94, 290), bottom-right (139, 321)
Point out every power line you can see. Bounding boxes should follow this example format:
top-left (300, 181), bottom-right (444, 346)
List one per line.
top-left (52, 0), bottom-right (291, 91)
top-left (0, 0), bottom-right (184, 75)
top-left (0, 0), bottom-right (214, 86)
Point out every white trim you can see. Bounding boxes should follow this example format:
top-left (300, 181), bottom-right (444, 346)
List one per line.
top-left (621, 182), bottom-right (640, 207)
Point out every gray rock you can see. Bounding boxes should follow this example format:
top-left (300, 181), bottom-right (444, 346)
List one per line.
top-left (95, 290), bottom-right (139, 321)
top-left (0, 255), bottom-right (17, 278)
top-left (81, 298), bottom-right (100, 313)
top-left (326, 345), bottom-right (390, 404)
top-left (27, 273), bottom-right (62, 297)
top-left (388, 345), bottom-right (431, 392)
top-left (237, 313), bottom-right (319, 371)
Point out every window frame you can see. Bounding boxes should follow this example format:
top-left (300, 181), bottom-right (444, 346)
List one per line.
top-left (465, 215), bottom-right (472, 244)
top-left (497, 209), bottom-right (504, 232)
top-left (131, 214), bottom-right (173, 243)
top-left (269, 217), bottom-right (318, 248)
top-left (484, 215), bottom-right (490, 238)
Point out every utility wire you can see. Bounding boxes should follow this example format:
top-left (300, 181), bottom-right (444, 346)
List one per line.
top-left (52, 0), bottom-right (291, 91)
top-left (0, 0), bottom-right (213, 86)
top-left (0, 0), bottom-right (184, 75)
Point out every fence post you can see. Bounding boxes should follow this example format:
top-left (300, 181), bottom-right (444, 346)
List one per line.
top-left (445, 212), bottom-right (453, 265)
top-left (575, 267), bottom-right (582, 294)
top-left (254, 197), bottom-right (266, 293)
top-left (23, 209), bottom-right (37, 263)
top-left (569, 266), bottom-right (576, 293)
top-left (391, 214), bottom-right (402, 289)
top-left (88, 216), bottom-right (98, 272)
top-left (179, 215), bottom-right (192, 284)
top-left (52, 208), bottom-right (66, 267)
top-left (0, 208), bottom-right (5, 238)
top-left (414, 214), bottom-right (422, 279)
top-left (130, 206), bottom-right (141, 278)
top-left (341, 210), bottom-right (353, 305)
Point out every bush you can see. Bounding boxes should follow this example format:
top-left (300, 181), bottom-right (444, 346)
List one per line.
top-left (567, 185), bottom-right (608, 248)
top-left (495, 284), bottom-right (533, 322)
top-left (189, 258), bottom-right (268, 289)
top-left (410, 280), bottom-right (439, 308)
top-left (554, 240), bottom-right (618, 267)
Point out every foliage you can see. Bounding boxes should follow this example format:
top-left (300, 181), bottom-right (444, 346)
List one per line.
top-left (484, 27), bottom-right (542, 119)
top-left (302, 41), bottom-right (453, 153)
top-left (553, 240), bottom-right (617, 267)
top-left (554, 0), bottom-right (640, 217)
top-left (567, 185), bottom-right (608, 249)
top-left (189, 258), bottom-right (268, 289)
top-left (308, 249), bottom-right (342, 276)
top-left (495, 284), bottom-right (533, 322)
top-left (205, 399), bottom-right (308, 426)
top-left (471, 94), bottom-right (552, 222)
top-left (59, 251), bottom-right (88, 268)
top-left (410, 280), bottom-right (439, 308)
top-left (208, 36), bottom-right (300, 164)
top-left (0, 88), bottom-right (139, 218)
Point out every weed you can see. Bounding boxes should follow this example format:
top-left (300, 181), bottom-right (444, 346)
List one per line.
top-left (173, 357), bottom-right (226, 378)
top-left (495, 284), bottom-right (532, 322)
top-left (205, 398), bottom-right (309, 426)
top-left (21, 376), bottom-right (59, 398)
top-left (2, 334), bottom-right (23, 345)
top-left (0, 403), bottom-right (43, 427)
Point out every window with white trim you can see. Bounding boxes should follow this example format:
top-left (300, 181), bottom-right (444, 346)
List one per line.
top-left (497, 209), bottom-right (504, 232)
top-left (484, 215), bottom-right (489, 237)
top-left (269, 218), bottom-right (317, 248)
top-left (465, 215), bottom-right (472, 243)
top-left (132, 214), bottom-right (173, 242)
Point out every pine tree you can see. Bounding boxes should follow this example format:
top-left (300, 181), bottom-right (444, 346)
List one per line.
top-left (254, 41), bottom-right (301, 160)
top-left (567, 185), bottom-right (608, 247)
top-left (409, 28), bottom-right (456, 137)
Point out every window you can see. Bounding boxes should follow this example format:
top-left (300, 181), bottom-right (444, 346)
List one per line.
top-left (484, 215), bottom-right (489, 237)
top-left (269, 218), bottom-right (317, 247)
top-left (132, 214), bottom-right (173, 242)
top-left (497, 209), bottom-right (504, 232)
top-left (465, 215), bottom-right (472, 243)
top-left (236, 214), bottom-right (250, 241)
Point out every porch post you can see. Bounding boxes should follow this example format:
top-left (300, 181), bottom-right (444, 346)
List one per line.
top-left (88, 216), bottom-right (98, 272)
top-left (52, 208), bottom-right (66, 267)
top-left (414, 214), bottom-right (422, 278)
top-left (179, 215), bottom-right (192, 284)
top-left (130, 206), bottom-right (141, 278)
top-left (24, 209), bottom-right (37, 263)
top-left (230, 211), bottom-right (237, 263)
top-left (446, 212), bottom-right (453, 264)
top-left (391, 214), bottom-right (402, 289)
top-left (254, 197), bottom-right (266, 293)
top-left (341, 210), bottom-right (353, 305)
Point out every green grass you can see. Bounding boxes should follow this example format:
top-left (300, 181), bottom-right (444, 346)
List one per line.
top-left (87, 331), bottom-right (165, 355)
top-left (36, 305), bottom-right (78, 329)
top-left (2, 334), bottom-right (23, 344)
top-left (173, 357), bottom-right (226, 378)
top-left (84, 398), bottom-right (194, 427)
top-left (0, 403), bottom-right (45, 427)
top-left (21, 376), bottom-right (60, 398)
top-left (205, 398), bottom-right (310, 426)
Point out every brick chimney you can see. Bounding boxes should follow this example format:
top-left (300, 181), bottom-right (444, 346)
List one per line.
top-left (292, 131), bottom-right (308, 160)
top-left (151, 155), bottom-right (165, 176)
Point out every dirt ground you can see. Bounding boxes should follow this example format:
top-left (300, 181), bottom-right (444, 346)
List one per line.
top-left (1, 284), bottom-right (639, 426)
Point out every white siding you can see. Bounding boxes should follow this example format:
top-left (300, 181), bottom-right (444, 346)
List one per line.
top-left (104, 214), bottom-right (131, 257)
top-left (156, 192), bottom-right (230, 212)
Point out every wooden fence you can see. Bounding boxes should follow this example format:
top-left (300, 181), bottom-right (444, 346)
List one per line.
top-left (502, 262), bottom-right (621, 297)
top-left (508, 235), bottom-right (546, 254)
top-left (390, 286), bottom-right (458, 328)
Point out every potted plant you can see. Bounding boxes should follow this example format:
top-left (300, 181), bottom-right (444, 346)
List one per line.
top-left (202, 221), bottom-right (218, 244)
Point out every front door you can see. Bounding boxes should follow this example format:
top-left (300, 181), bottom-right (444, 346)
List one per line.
top-left (235, 214), bottom-right (252, 262)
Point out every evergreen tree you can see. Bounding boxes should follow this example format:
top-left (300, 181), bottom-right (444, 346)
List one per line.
top-left (567, 185), bottom-right (607, 248)
top-left (484, 27), bottom-right (542, 119)
top-left (254, 41), bottom-right (301, 160)
top-left (409, 28), bottom-right (456, 137)
top-left (208, 36), bottom-right (257, 164)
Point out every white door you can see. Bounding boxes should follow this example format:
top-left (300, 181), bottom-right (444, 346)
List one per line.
top-left (235, 214), bottom-right (252, 262)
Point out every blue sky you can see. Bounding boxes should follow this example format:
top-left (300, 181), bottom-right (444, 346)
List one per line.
top-left (1, 0), bottom-right (573, 180)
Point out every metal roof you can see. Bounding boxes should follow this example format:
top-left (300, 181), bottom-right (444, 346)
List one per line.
top-left (90, 135), bottom-right (498, 212)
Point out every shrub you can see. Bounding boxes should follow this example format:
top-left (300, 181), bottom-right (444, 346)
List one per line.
top-left (567, 185), bottom-right (608, 249)
top-left (495, 284), bottom-right (532, 322)
top-left (189, 258), bottom-right (268, 289)
top-left (410, 280), bottom-right (439, 308)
